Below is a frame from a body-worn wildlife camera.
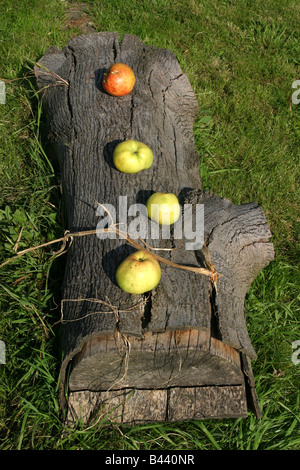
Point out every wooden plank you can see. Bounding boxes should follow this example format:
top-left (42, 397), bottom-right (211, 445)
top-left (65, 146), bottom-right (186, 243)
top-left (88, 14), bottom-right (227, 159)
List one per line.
top-left (169, 386), bottom-right (248, 420)
top-left (66, 385), bottom-right (248, 425)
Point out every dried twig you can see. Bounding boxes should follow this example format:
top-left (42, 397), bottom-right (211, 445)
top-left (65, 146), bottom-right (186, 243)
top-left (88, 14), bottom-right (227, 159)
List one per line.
top-left (34, 64), bottom-right (69, 87)
top-left (1, 204), bottom-right (220, 285)
top-left (55, 295), bottom-right (149, 326)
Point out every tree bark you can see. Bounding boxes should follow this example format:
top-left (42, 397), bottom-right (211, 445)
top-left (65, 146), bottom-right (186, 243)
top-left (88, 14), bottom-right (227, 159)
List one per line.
top-left (35, 32), bottom-right (274, 424)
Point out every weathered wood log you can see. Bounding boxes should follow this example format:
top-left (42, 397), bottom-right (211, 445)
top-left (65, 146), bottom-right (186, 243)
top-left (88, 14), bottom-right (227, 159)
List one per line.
top-left (35, 32), bottom-right (274, 424)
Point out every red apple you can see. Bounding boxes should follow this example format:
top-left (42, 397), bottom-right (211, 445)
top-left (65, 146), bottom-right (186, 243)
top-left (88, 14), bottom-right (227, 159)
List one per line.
top-left (103, 63), bottom-right (136, 97)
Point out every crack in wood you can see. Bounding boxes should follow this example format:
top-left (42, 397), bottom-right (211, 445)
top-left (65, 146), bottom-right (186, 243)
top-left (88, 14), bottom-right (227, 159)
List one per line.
top-left (141, 292), bottom-right (152, 330)
top-left (209, 281), bottom-right (221, 341)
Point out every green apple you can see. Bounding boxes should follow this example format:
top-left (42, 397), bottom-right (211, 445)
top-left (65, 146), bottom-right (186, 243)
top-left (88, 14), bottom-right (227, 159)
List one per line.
top-left (146, 192), bottom-right (181, 225)
top-left (116, 250), bottom-right (161, 294)
top-left (113, 139), bottom-right (153, 174)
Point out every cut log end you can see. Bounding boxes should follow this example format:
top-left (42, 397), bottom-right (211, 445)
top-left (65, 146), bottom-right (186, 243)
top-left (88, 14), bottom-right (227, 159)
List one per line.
top-left (62, 329), bottom-right (261, 425)
top-left (68, 329), bottom-right (244, 392)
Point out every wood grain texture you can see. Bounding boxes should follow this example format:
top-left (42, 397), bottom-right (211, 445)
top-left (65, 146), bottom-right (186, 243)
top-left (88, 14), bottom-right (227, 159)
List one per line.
top-left (34, 32), bottom-right (274, 422)
top-left (66, 385), bottom-right (248, 425)
top-left (68, 329), bottom-right (244, 391)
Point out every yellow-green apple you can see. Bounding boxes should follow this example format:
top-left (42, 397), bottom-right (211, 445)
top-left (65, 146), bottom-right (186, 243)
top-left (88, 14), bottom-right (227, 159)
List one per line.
top-left (113, 139), bottom-right (154, 173)
top-left (146, 192), bottom-right (181, 225)
top-left (103, 63), bottom-right (136, 97)
top-left (116, 250), bottom-right (161, 294)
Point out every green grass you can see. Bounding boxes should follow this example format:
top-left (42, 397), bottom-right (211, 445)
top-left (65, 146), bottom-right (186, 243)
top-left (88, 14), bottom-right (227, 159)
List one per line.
top-left (0, 0), bottom-right (299, 450)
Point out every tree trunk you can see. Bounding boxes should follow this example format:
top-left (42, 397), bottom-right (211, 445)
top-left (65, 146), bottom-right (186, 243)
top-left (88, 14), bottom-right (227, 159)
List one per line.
top-left (35, 32), bottom-right (274, 424)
